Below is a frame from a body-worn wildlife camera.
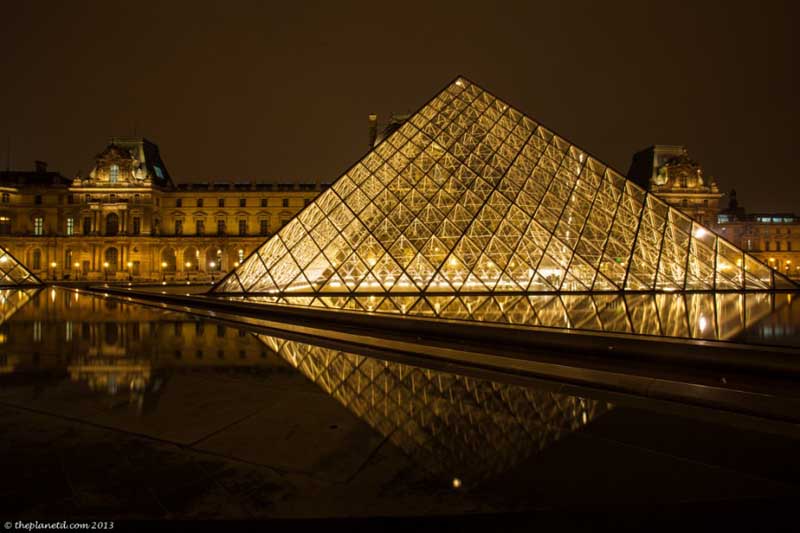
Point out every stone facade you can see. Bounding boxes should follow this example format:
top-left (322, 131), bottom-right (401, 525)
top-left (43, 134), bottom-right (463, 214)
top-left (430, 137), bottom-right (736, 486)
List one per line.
top-left (0, 138), bottom-right (327, 281)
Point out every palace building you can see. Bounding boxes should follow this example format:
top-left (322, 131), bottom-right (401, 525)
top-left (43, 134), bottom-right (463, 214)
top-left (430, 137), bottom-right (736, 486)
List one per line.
top-left (0, 137), bottom-right (327, 281)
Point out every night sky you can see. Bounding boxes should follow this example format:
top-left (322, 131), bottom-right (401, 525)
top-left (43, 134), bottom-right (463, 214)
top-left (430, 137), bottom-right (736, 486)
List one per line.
top-left (1, 1), bottom-right (796, 211)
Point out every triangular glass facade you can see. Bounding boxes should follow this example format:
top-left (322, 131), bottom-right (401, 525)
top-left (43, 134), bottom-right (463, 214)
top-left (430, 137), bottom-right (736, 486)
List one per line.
top-left (214, 77), bottom-right (795, 296)
top-left (0, 247), bottom-right (41, 287)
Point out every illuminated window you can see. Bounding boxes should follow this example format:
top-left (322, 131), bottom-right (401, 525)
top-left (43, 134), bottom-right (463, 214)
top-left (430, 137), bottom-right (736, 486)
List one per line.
top-left (0, 216), bottom-right (10, 235)
top-left (66, 217), bottom-right (74, 236)
top-left (33, 217), bottom-right (43, 235)
top-left (109, 164), bottom-right (119, 183)
top-left (238, 249), bottom-right (244, 263)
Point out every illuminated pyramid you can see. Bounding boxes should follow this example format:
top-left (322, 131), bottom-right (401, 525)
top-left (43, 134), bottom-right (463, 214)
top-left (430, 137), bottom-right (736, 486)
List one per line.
top-left (214, 77), bottom-right (794, 296)
top-left (0, 247), bottom-right (41, 287)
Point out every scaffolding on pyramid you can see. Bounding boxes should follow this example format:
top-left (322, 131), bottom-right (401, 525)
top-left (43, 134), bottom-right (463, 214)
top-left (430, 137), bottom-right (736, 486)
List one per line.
top-left (0, 247), bottom-right (41, 287)
top-left (213, 77), bottom-right (796, 299)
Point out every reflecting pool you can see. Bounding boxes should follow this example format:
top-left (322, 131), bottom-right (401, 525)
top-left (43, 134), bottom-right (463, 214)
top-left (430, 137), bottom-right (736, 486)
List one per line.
top-left (1, 287), bottom-right (799, 519)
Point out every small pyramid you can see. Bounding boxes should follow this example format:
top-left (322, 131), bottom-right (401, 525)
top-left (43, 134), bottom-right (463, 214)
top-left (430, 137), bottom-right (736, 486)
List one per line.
top-left (214, 77), bottom-right (795, 295)
top-left (0, 247), bottom-right (42, 287)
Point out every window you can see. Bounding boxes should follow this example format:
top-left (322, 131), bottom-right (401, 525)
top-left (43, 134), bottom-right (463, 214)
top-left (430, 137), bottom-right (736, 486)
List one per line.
top-left (282, 198), bottom-right (289, 208)
top-left (109, 164), bottom-right (119, 183)
top-left (154, 165), bottom-right (164, 179)
top-left (34, 194), bottom-right (42, 205)
top-left (0, 216), bottom-right (11, 235)
top-left (105, 213), bottom-right (119, 235)
top-left (238, 249), bottom-right (245, 263)
top-left (260, 198), bottom-right (267, 207)
top-left (260, 219), bottom-right (269, 235)
top-left (197, 198), bottom-right (204, 208)
top-left (176, 198), bottom-right (182, 207)
top-left (133, 193), bottom-right (140, 203)
top-left (175, 220), bottom-right (183, 235)
top-left (32, 249), bottom-right (41, 270)
top-left (238, 219), bottom-right (247, 235)
top-left (1, 192), bottom-right (8, 203)
top-left (66, 217), bottom-right (74, 236)
top-left (83, 217), bottom-right (92, 235)
top-left (132, 217), bottom-right (141, 235)
top-left (218, 198), bottom-right (225, 208)
top-left (788, 241), bottom-right (792, 251)
top-left (195, 220), bottom-right (205, 235)
top-left (239, 198), bottom-right (246, 208)
top-left (777, 241), bottom-right (782, 251)
top-left (65, 249), bottom-right (72, 269)
top-left (765, 241), bottom-right (771, 251)
top-left (217, 219), bottom-right (226, 235)
top-left (109, 193), bottom-right (117, 203)
top-left (33, 217), bottom-right (44, 235)
top-left (747, 239), bottom-right (752, 250)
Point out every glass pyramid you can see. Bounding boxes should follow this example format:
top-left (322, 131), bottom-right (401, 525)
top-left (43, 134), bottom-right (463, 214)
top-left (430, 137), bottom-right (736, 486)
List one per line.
top-left (257, 333), bottom-right (609, 483)
top-left (214, 77), bottom-right (795, 296)
top-left (0, 247), bottom-right (41, 287)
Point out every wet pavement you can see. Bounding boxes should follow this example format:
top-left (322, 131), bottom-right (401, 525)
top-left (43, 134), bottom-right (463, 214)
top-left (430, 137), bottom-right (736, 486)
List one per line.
top-left (0, 287), bottom-right (799, 520)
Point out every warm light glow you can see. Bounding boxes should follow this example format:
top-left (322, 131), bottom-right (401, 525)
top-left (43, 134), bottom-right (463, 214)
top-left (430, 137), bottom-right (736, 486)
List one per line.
top-left (698, 315), bottom-right (708, 333)
top-left (452, 478), bottom-right (462, 489)
top-left (103, 262), bottom-right (109, 268)
top-left (185, 262), bottom-right (192, 268)
top-left (0, 256), bottom-right (7, 263)
top-left (209, 261), bottom-right (216, 268)
top-left (693, 227), bottom-right (707, 238)
top-left (161, 261), bottom-right (168, 268)
top-left (73, 262), bottom-right (80, 268)
top-left (50, 262), bottom-right (56, 268)
top-left (126, 261), bottom-right (133, 268)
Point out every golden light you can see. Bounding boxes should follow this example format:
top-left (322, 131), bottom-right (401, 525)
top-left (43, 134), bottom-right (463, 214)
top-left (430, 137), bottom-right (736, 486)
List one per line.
top-left (50, 262), bottom-right (56, 268)
top-left (185, 262), bottom-right (192, 268)
top-left (161, 261), bottom-right (168, 268)
top-left (452, 478), bottom-right (462, 489)
top-left (209, 261), bottom-right (216, 268)
top-left (0, 256), bottom-right (7, 263)
top-left (103, 262), bottom-right (109, 268)
top-left (73, 262), bottom-right (80, 268)
top-left (126, 261), bottom-right (133, 268)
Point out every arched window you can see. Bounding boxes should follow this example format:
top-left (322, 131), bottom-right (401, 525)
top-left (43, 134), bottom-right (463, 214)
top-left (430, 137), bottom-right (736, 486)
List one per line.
top-left (161, 248), bottom-right (176, 272)
top-left (183, 247), bottom-right (200, 270)
top-left (104, 247), bottom-right (118, 272)
top-left (32, 249), bottom-right (41, 270)
top-left (109, 164), bottom-right (119, 184)
top-left (106, 213), bottom-right (119, 235)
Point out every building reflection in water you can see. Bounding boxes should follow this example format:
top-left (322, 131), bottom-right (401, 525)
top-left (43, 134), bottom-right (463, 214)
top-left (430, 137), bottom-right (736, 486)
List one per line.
top-left (232, 291), bottom-right (791, 341)
top-left (256, 333), bottom-right (610, 484)
top-left (0, 288), bottom-right (281, 411)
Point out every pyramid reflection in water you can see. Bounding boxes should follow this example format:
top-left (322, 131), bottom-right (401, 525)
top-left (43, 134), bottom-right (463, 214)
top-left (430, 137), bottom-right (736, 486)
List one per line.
top-left (257, 333), bottom-right (610, 483)
top-left (0, 247), bottom-right (41, 287)
top-left (214, 77), bottom-right (794, 300)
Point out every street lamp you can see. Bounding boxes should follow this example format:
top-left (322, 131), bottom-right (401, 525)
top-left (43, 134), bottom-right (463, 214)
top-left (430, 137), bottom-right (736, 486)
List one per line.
top-left (185, 261), bottom-right (191, 281)
top-left (103, 261), bottom-right (109, 281)
top-left (127, 261), bottom-right (133, 282)
top-left (209, 260), bottom-right (216, 282)
top-left (49, 261), bottom-right (57, 280)
top-left (73, 262), bottom-right (80, 280)
top-left (161, 261), bottom-right (168, 282)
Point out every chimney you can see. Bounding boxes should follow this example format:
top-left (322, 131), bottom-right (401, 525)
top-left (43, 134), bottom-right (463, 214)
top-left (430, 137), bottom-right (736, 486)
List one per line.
top-left (368, 114), bottom-right (378, 149)
top-left (34, 160), bottom-right (48, 173)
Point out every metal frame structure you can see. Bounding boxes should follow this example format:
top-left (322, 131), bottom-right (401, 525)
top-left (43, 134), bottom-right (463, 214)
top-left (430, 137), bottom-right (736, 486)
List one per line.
top-left (0, 246), bottom-right (42, 287)
top-left (213, 77), bottom-right (796, 299)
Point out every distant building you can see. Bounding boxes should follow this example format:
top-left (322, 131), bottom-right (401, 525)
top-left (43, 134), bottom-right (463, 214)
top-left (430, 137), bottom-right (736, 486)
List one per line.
top-left (0, 138), bottom-right (327, 281)
top-left (629, 146), bottom-right (800, 279)
top-left (627, 145), bottom-right (723, 228)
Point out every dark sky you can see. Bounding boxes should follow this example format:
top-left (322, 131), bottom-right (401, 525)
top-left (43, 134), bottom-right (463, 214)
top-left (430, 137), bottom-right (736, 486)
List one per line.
top-left (1, 1), bottom-right (796, 211)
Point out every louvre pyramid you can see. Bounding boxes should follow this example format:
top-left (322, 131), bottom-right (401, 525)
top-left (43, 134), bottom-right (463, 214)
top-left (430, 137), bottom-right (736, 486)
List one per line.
top-left (214, 77), bottom-right (795, 295)
top-left (257, 333), bottom-right (608, 482)
top-left (0, 247), bottom-right (41, 287)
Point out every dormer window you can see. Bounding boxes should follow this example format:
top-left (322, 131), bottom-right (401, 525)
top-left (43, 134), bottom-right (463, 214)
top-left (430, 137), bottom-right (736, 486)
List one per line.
top-left (154, 165), bottom-right (164, 179)
top-left (109, 164), bottom-right (119, 184)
